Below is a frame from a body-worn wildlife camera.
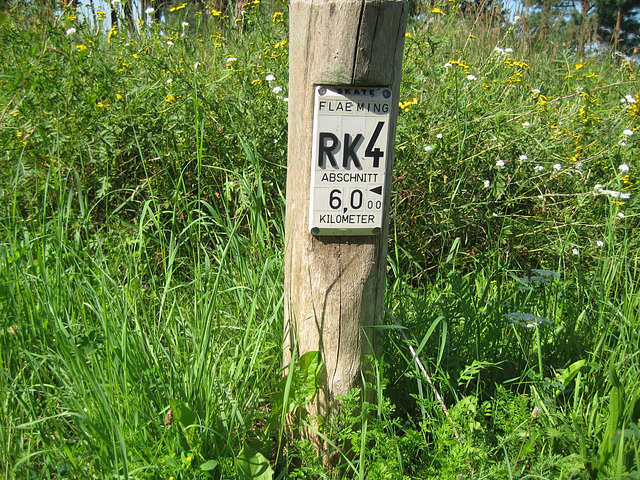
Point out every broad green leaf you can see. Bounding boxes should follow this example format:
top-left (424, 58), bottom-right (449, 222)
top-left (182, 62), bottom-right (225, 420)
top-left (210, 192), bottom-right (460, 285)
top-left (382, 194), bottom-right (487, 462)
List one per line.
top-left (170, 400), bottom-right (197, 428)
top-left (200, 459), bottom-right (219, 472)
top-left (237, 446), bottom-right (273, 480)
top-left (555, 359), bottom-right (587, 395)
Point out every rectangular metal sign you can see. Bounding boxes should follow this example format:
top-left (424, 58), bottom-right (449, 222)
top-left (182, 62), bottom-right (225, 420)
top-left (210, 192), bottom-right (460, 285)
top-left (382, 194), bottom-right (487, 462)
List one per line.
top-left (309, 85), bottom-right (392, 236)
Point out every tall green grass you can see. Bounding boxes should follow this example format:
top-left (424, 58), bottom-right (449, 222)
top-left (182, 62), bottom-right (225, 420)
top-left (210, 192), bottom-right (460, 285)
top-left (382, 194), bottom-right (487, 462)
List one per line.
top-left (1, 1), bottom-right (639, 478)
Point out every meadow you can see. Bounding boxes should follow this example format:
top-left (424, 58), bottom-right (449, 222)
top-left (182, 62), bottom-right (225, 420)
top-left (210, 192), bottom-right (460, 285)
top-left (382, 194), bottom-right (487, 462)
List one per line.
top-left (0, 0), bottom-right (639, 478)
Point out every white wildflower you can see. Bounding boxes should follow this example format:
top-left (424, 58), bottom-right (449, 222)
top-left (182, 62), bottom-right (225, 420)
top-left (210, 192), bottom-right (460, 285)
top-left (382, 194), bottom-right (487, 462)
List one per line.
top-left (265, 74), bottom-right (275, 82)
top-left (619, 164), bottom-right (630, 172)
top-left (522, 121), bottom-right (531, 127)
top-left (519, 154), bottom-right (528, 161)
top-left (596, 240), bottom-right (604, 248)
top-left (467, 74), bottom-right (477, 81)
top-left (145, 6), bottom-right (155, 14)
top-left (66, 27), bottom-right (76, 35)
top-left (553, 163), bottom-right (562, 171)
top-left (617, 212), bottom-right (625, 219)
top-left (534, 165), bottom-right (544, 172)
top-left (272, 86), bottom-right (282, 94)
top-left (496, 159), bottom-right (505, 167)
top-left (484, 180), bottom-right (491, 188)
top-left (623, 129), bottom-right (634, 136)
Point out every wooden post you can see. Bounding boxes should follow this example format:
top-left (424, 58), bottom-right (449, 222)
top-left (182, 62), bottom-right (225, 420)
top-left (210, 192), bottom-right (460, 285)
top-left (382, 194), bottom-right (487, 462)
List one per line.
top-left (284, 0), bottom-right (408, 449)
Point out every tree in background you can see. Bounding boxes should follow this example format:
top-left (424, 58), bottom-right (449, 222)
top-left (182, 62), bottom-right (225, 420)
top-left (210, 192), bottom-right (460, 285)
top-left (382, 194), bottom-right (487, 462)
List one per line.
top-left (518, 0), bottom-right (639, 55)
top-left (594, 0), bottom-right (640, 49)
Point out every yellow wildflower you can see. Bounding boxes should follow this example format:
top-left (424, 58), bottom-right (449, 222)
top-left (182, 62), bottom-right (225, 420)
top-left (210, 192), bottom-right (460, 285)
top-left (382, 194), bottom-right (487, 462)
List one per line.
top-left (76, 43), bottom-right (88, 52)
top-left (399, 97), bottom-right (418, 112)
top-left (170, 2), bottom-right (187, 11)
top-left (107, 26), bottom-right (117, 43)
top-left (405, 32), bottom-right (412, 38)
top-left (272, 11), bottom-right (283, 22)
top-left (165, 95), bottom-right (177, 103)
top-left (96, 102), bottom-right (110, 108)
top-left (431, 7), bottom-right (445, 14)
top-left (16, 131), bottom-right (23, 138)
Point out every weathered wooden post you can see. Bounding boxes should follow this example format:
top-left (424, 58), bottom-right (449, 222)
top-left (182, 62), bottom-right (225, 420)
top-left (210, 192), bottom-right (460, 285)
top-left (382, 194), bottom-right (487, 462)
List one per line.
top-left (283, 0), bottom-right (408, 450)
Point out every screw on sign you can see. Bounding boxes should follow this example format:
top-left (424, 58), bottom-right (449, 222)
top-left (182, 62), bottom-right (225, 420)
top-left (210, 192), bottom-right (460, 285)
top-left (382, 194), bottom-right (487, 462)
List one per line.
top-left (308, 85), bottom-right (392, 236)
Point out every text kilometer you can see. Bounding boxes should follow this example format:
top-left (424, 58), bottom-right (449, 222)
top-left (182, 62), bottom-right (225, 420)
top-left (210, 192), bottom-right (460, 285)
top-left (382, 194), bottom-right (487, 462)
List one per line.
top-left (318, 100), bottom-right (389, 114)
top-left (319, 214), bottom-right (375, 224)
top-left (320, 172), bottom-right (378, 182)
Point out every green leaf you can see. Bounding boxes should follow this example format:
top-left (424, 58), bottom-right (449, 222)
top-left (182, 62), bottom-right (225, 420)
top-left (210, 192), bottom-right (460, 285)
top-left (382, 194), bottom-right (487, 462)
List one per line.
top-left (170, 400), bottom-right (197, 428)
top-left (273, 351), bottom-right (325, 415)
top-left (200, 459), bottom-right (219, 472)
top-left (236, 446), bottom-right (273, 480)
top-left (555, 359), bottom-right (587, 395)
top-left (296, 351), bottom-right (325, 401)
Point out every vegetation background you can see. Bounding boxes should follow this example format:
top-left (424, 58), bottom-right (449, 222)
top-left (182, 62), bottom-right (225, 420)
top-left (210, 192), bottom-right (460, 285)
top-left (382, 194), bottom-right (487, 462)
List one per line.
top-left (0, 0), bottom-right (639, 478)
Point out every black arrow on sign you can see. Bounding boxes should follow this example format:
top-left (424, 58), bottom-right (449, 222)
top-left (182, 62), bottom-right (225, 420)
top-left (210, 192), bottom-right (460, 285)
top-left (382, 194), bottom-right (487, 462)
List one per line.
top-left (370, 186), bottom-right (382, 195)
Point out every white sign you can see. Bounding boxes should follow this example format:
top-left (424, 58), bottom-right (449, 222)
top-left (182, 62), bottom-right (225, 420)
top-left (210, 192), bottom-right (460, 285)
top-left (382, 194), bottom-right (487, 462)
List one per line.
top-left (309, 85), bottom-right (392, 236)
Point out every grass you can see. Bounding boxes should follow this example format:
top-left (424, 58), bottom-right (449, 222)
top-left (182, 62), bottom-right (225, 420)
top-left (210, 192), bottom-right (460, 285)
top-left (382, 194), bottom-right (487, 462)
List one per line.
top-left (1, 0), bottom-right (639, 478)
